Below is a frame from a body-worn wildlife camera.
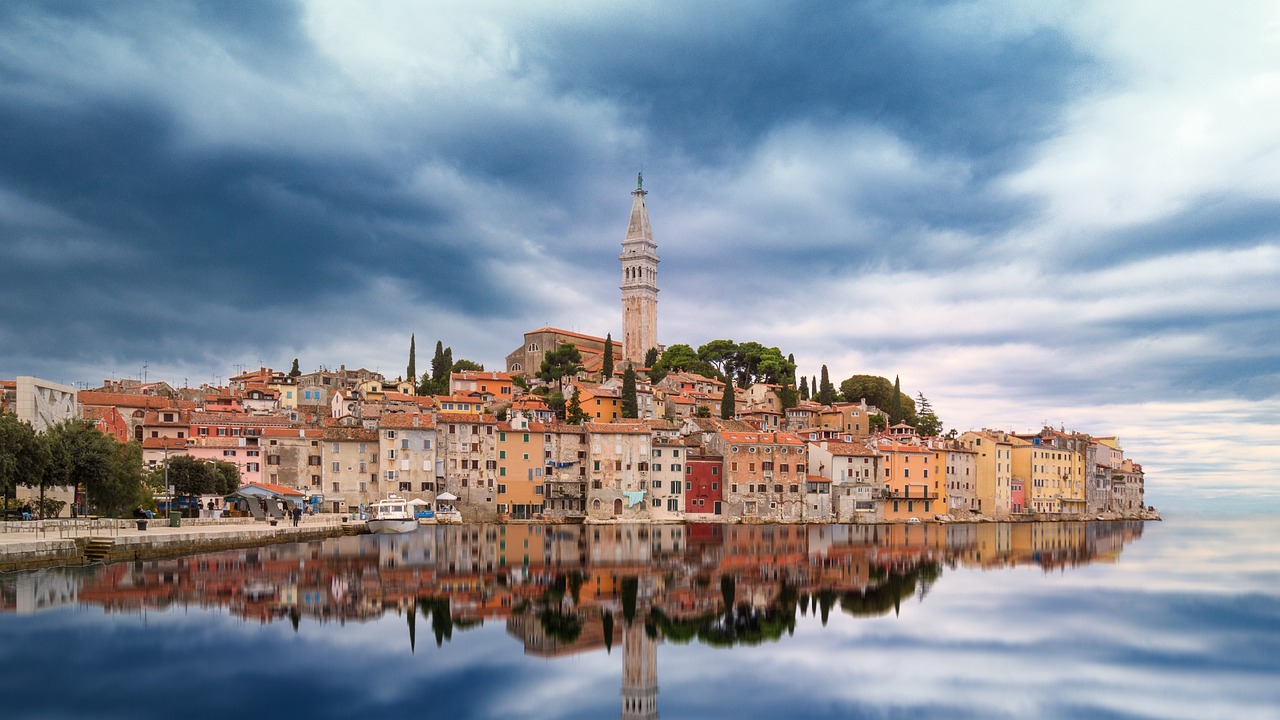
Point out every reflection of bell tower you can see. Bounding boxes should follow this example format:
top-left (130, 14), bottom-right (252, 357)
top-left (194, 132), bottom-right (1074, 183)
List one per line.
top-left (620, 173), bottom-right (659, 366)
top-left (620, 619), bottom-right (658, 719)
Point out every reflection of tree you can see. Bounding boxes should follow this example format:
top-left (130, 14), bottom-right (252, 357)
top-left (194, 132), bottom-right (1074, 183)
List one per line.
top-left (839, 562), bottom-right (941, 618)
top-left (538, 606), bottom-right (583, 645)
top-left (621, 576), bottom-right (639, 625)
top-left (603, 610), bottom-right (615, 653)
top-left (414, 597), bottom-right (454, 647)
top-left (535, 572), bottom-right (584, 645)
top-left (649, 578), bottom-right (800, 648)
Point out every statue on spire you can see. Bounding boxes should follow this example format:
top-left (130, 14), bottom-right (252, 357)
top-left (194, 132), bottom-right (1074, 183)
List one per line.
top-left (637, 171), bottom-right (643, 190)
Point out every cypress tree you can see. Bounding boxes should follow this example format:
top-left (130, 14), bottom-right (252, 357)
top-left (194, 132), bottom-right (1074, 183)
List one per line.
top-left (644, 347), bottom-right (659, 369)
top-left (407, 334), bottom-right (416, 388)
top-left (890, 375), bottom-right (903, 425)
top-left (621, 365), bottom-right (638, 418)
top-left (289, 358), bottom-right (300, 377)
top-left (799, 375), bottom-right (809, 401)
top-left (817, 365), bottom-right (837, 406)
top-left (566, 387), bottom-right (587, 424)
top-left (720, 376), bottom-right (735, 419)
top-left (603, 333), bottom-right (614, 379)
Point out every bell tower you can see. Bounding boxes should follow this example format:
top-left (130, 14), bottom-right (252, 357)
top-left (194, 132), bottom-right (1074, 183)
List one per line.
top-left (620, 172), bottom-right (659, 366)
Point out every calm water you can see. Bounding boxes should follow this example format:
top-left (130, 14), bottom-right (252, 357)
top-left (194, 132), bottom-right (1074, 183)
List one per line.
top-left (2, 516), bottom-right (1278, 719)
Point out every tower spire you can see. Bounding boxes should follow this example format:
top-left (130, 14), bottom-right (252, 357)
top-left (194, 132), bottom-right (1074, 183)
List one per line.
top-left (620, 176), bottom-right (658, 366)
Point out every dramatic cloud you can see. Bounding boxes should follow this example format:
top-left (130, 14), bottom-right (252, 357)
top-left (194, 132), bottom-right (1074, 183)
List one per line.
top-left (2, 0), bottom-right (1276, 507)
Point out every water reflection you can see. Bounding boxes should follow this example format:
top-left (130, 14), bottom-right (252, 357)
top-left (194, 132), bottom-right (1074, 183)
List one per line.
top-left (2, 521), bottom-right (1146, 628)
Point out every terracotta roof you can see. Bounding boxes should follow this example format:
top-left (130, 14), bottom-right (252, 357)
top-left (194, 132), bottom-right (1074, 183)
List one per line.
top-left (261, 427), bottom-right (322, 438)
top-left (719, 431), bottom-right (803, 445)
top-left (78, 391), bottom-right (171, 409)
top-left (379, 412), bottom-right (436, 429)
top-left (583, 421), bottom-right (650, 434)
top-left (818, 441), bottom-right (877, 456)
top-left (436, 412), bottom-right (496, 424)
top-left (141, 437), bottom-right (188, 450)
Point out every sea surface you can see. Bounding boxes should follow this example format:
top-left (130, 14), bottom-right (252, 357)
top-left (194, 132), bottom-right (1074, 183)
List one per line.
top-left (2, 513), bottom-right (1277, 720)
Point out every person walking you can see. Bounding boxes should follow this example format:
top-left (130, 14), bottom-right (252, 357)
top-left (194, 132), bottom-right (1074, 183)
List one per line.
top-left (292, 504), bottom-right (302, 527)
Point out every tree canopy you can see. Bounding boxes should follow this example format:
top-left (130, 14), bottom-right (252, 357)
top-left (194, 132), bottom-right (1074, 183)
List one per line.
top-left (0, 412), bottom-right (49, 504)
top-left (839, 374), bottom-right (916, 424)
top-left (537, 343), bottom-right (584, 393)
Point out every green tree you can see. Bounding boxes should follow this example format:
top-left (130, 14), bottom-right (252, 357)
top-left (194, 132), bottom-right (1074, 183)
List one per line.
top-left (720, 376), bottom-right (736, 419)
top-left (212, 461), bottom-right (241, 495)
top-left (914, 392), bottom-right (943, 437)
top-left (697, 339), bottom-right (738, 378)
top-left (602, 333), bottom-right (614, 379)
top-left (451, 359), bottom-right (484, 372)
top-left (289, 358), bottom-right (301, 377)
top-left (566, 387), bottom-right (587, 424)
top-left (644, 347), bottom-right (659, 369)
top-left (840, 374), bottom-right (895, 408)
top-left (94, 440), bottom-right (145, 517)
top-left (407, 334), bottom-right (417, 386)
top-left (695, 405), bottom-right (712, 418)
top-left (817, 366), bottom-right (838, 406)
top-left (40, 419), bottom-right (116, 518)
top-left (869, 413), bottom-right (888, 433)
top-left (890, 376), bottom-right (904, 425)
top-left (621, 365), bottom-right (638, 418)
top-left (777, 383), bottom-right (798, 411)
top-left (165, 455), bottom-right (215, 504)
top-left (653, 344), bottom-right (717, 379)
top-left (537, 343), bottom-right (584, 394)
top-left (810, 377), bottom-right (817, 399)
top-left (0, 412), bottom-right (50, 509)
top-left (798, 375), bottom-right (809, 401)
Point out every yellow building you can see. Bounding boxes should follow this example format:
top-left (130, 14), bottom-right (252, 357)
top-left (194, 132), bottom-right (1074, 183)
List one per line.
top-left (960, 430), bottom-right (1013, 519)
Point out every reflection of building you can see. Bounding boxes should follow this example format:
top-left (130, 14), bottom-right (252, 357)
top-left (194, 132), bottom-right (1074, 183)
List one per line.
top-left (621, 619), bottom-right (658, 719)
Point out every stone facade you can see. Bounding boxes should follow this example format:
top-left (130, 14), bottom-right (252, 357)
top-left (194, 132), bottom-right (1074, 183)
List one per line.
top-left (619, 178), bottom-right (659, 365)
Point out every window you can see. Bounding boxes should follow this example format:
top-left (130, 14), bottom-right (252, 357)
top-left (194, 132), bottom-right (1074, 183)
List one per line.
top-left (223, 450), bottom-right (236, 457)
top-left (332, 482), bottom-right (339, 492)
top-left (385, 471), bottom-right (395, 481)
top-left (667, 498), bottom-right (679, 511)
top-left (246, 463), bottom-right (259, 472)
top-left (331, 462), bottom-right (340, 472)
top-left (671, 464), bottom-right (681, 472)
top-left (497, 484), bottom-right (506, 494)
top-left (385, 430), bottom-right (396, 439)
top-left (401, 439), bottom-right (409, 450)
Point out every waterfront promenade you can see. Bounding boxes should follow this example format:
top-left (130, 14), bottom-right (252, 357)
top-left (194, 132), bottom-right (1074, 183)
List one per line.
top-left (0, 515), bottom-right (364, 571)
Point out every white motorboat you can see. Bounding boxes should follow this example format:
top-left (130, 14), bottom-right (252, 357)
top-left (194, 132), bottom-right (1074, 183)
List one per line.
top-left (366, 495), bottom-right (419, 534)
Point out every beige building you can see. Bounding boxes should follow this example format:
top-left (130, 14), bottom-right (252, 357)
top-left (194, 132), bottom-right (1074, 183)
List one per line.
top-left (437, 411), bottom-right (499, 521)
top-left (378, 411), bottom-right (439, 502)
top-left (584, 421), bottom-right (652, 520)
top-left (321, 426), bottom-right (379, 515)
top-left (808, 440), bottom-right (880, 522)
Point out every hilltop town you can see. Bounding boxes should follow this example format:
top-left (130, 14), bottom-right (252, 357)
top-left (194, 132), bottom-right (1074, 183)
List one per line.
top-left (2, 179), bottom-right (1151, 524)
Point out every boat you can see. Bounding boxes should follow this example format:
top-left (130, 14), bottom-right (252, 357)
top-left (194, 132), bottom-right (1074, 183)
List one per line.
top-left (434, 492), bottom-right (463, 524)
top-left (366, 495), bottom-right (419, 534)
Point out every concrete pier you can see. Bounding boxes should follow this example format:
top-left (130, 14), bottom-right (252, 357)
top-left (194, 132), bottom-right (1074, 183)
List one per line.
top-left (0, 516), bottom-right (367, 571)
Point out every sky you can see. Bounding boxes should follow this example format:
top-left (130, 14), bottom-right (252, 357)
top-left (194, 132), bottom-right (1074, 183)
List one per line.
top-left (1, 1), bottom-right (1277, 508)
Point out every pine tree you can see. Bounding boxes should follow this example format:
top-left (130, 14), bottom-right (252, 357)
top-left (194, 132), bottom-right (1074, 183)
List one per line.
top-left (602, 333), bottom-right (614, 379)
top-left (407, 334), bottom-right (416, 388)
top-left (720, 376), bottom-right (736, 419)
top-left (621, 365), bottom-right (638, 418)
